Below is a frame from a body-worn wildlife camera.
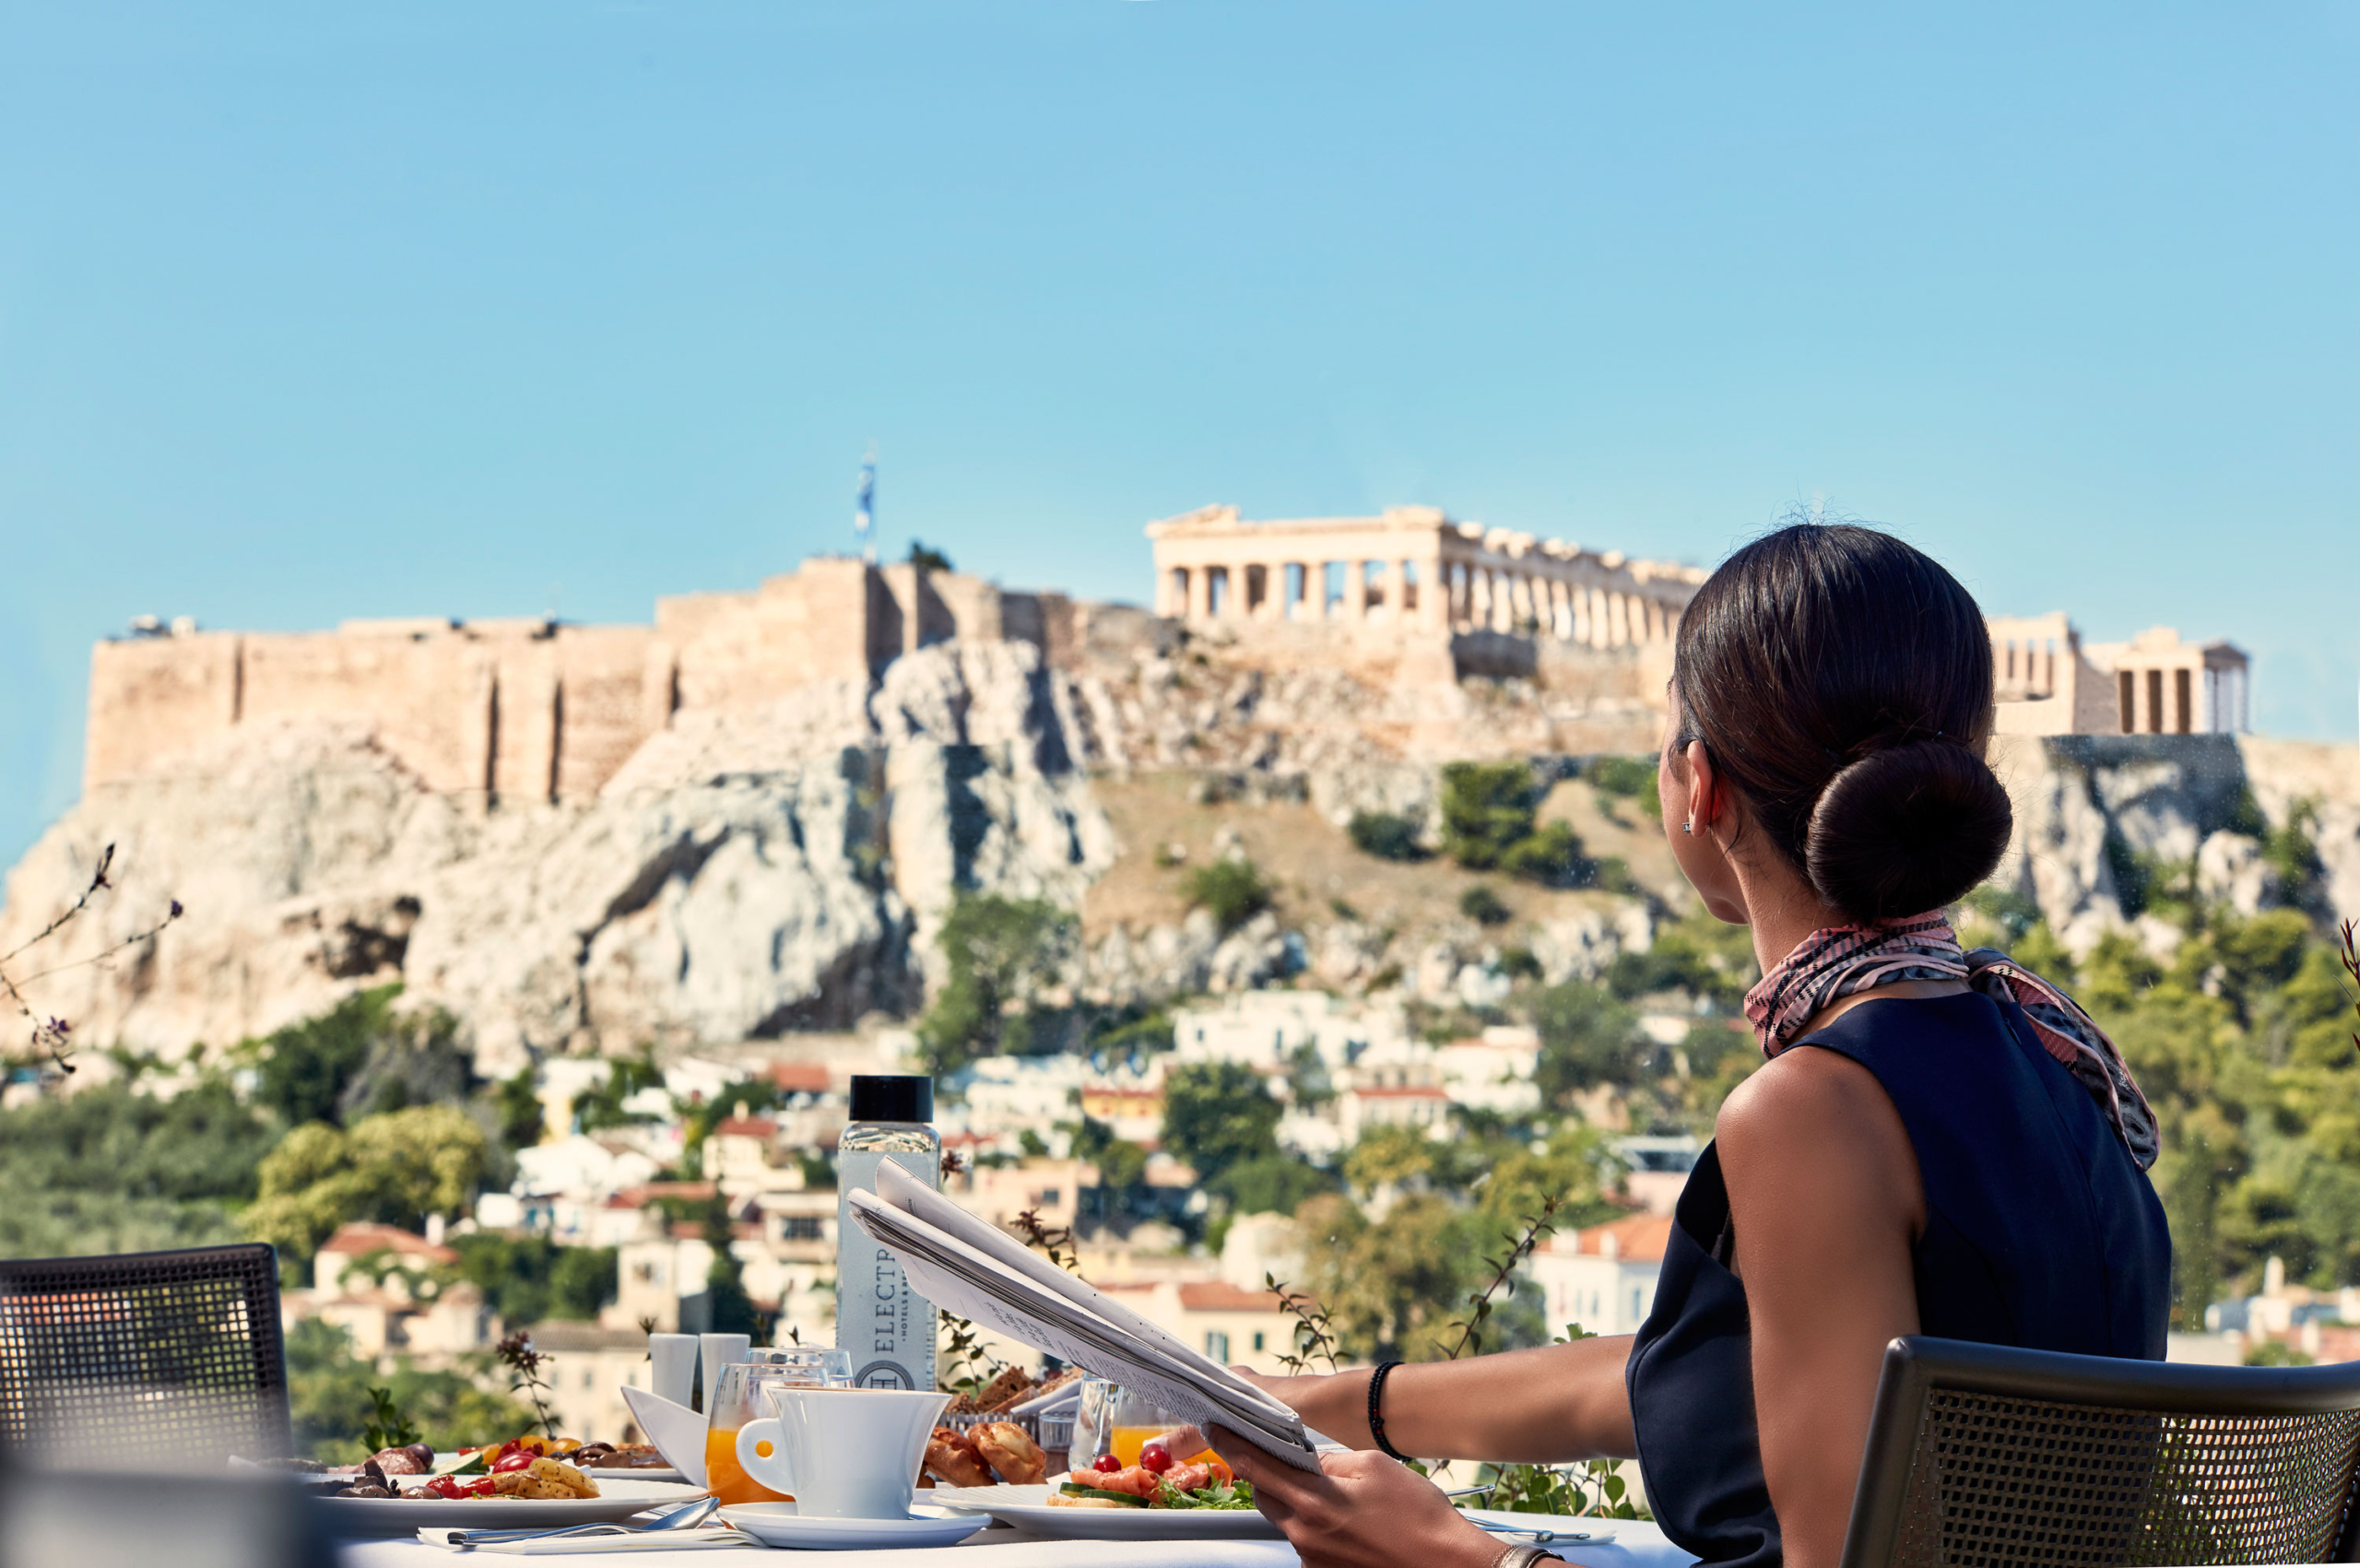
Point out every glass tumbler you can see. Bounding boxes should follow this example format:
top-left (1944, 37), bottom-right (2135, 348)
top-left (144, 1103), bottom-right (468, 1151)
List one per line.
top-left (704, 1361), bottom-right (836, 1505)
top-left (1073, 1379), bottom-right (1222, 1472)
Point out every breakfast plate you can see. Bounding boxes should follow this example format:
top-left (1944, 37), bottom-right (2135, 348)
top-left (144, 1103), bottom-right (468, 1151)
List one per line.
top-left (323, 1477), bottom-right (706, 1534)
top-left (926, 1482), bottom-right (1283, 1540)
top-left (719, 1503), bottom-right (991, 1550)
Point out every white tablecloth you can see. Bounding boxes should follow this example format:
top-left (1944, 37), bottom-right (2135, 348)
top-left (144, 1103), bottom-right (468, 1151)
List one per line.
top-left (337, 1517), bottom-right (1699, 1568)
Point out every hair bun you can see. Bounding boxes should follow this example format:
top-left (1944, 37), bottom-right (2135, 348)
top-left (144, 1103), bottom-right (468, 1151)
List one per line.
top-left (1803, 739), bottom-right (2013, 925)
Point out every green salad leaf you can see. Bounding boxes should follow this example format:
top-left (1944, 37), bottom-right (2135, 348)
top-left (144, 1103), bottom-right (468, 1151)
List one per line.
top-left (1155, 1478), bottom-right (1256, 1510)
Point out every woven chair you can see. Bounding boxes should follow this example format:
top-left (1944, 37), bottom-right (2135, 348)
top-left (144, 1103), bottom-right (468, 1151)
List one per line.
top-left (0, 1244), bottom-right (292, 1468)
top-left (1840, 1336), bottom-right (2360, 1568)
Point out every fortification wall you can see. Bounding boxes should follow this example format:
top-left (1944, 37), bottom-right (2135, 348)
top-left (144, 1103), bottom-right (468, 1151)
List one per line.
top-left (84, 558), bottom-right (1036, 803)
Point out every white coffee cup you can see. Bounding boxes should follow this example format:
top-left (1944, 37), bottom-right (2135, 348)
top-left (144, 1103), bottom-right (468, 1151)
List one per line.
top-left (647, 1334), bottom-right (698, 1409)
top-left (734, 1385), bottom-right (950, 1518)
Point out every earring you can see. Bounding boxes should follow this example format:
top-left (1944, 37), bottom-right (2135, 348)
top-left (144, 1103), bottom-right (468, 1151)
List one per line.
top-left (1682, 819), bottom-right (1693, 835)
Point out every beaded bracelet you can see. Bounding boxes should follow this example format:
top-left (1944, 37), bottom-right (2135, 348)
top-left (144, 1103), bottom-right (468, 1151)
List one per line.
top-left (1366, 1359), bottom-right (1409, 1462)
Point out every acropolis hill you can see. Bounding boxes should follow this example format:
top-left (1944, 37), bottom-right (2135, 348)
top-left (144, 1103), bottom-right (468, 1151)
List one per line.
top-left (10, 503), bottom-right (2353, 1072)
top-left (83, 504), bottom-right (1705, 804)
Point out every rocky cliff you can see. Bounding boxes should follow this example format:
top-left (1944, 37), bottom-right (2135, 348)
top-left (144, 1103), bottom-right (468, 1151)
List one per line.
top-left (3, 625), bottom-right (2353, 1074)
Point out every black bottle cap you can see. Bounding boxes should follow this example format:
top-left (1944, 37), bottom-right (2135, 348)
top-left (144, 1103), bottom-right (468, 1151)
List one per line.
top-left (849, 1075), bottom-right (933, 1124)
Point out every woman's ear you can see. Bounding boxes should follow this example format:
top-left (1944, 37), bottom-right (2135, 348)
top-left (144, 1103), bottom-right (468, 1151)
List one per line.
top-left (1684, 739), bottom-right (1719, 837)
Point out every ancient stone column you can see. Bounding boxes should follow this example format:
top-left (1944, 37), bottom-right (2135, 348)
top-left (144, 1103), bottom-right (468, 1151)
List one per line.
top-left (1187, 566), bottom-right (1211, 621)
top-left (1346, 559), bottom-right (1370, 621)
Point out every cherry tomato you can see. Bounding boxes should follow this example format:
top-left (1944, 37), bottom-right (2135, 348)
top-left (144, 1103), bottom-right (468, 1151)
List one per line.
top-left (1091, 1453), bottom-right (1123, 1474)
top-left (491, 1450), bottom-right (537, 1473)
top-left (463, 1478), bottom-right (499, 1498)
top-left (424, 1476), bottom-right (460, 1499)
top-left (1139, 1442), bottom-right (1173, 1474)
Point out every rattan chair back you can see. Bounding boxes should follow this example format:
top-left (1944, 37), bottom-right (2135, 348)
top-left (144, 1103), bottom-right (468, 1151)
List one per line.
top-left (1840, 1336), bottom-right (2360, 1568)
top-left (0, 1244), bottom-right (291, 1468)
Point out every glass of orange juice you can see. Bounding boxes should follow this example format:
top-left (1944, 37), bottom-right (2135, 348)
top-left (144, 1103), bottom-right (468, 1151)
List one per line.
top-left (704, 1355), bottom-right (849, 1504)
top-left (1075, 1380), bottom-right (1222, 1471)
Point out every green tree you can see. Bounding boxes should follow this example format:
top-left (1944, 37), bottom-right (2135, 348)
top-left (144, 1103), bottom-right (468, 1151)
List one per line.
top-left (1439, 762), bottom-right (1541, 871)
top-left (251, 985), bottom-right (473, 1128)
top-left (1295, 1191), bottom-right (1486, 1361)
top-left (1459, 885), bottom-right (1512, 926)
top-left (0, 1072), bottom-right (267, 1257)
top-left (447, 1233), bottom-right (618, 1326)
top-left (1347, 811), bottom-right (1427, 862)
top-left (1583, 755), bottom-right (1661, 815)
top-left (915, 894), bottom-right (1075, 1076)
top-left (1182, 858), bottom-right (1275, 934)
top-left (242, 1105), bottom-right (491, 1278)
top-left (1529, 980), bottom-right (1646, 1103)
top-left (254, 985), bottom-right (401, 1128)
top-left (1210, 1153), bottom-right (1340, 1217)
top-left (1161, 1060), bottom-right (1282, 1182)
top-left (493, 1067), bottom-right (547, 1150)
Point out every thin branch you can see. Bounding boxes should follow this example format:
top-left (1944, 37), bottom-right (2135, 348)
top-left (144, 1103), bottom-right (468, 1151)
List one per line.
top-left (1442, 1195), bottom-right (1562, 1362)
top-left (0, 843), bottom-right (115, 966)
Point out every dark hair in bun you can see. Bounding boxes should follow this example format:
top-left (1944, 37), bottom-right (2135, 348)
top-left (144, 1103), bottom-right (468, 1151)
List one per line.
top-left (1673, 523), bottom-right (2012, 925)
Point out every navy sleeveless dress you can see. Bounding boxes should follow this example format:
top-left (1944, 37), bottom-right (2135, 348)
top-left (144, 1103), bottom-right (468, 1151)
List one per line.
top-left (1624, 991), bottom-right (2171, 1568)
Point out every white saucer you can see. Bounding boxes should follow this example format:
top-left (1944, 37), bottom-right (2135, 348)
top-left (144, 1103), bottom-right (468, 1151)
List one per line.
top-left (719, 1503), bottom-right (990, 1550)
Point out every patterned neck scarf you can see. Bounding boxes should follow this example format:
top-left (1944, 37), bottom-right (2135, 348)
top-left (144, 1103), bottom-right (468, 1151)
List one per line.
top-left (1740, 912), bottom-right (2159, 1171)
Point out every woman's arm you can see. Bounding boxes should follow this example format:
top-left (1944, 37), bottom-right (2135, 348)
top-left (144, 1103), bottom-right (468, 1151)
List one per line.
top-left (1716, 1047), bottom-right (1924, 1568)
top-left (1250, 1334), bottom-right (1637, 1464)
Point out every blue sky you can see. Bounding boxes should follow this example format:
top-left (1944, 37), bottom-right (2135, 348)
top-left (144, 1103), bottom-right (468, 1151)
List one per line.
top-left (3, 3), bottom-right (2355, 868)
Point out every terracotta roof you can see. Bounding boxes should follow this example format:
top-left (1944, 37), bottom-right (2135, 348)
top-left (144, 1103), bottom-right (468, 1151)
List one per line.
top-left (1177, 1282), bottom-right (1285, 1313)
top-left (1552, 1213), bottom-right (1675, 1264)
top-left (318, 1222), bottom-right (457, 1265)
top-left (1348, 1084), bottom-right (1450, 1099)
top-left (713, 1116), bottom-right (778, 1138)
top-left (769, 1063), bottom-right (832, 1093)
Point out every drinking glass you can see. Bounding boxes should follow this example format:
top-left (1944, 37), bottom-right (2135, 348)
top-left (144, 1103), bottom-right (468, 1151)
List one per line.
top-left (748, 1346), bottom-right (856, 1385)
top-left (1073, 1379), bottom-right (1221, 1471)
top-left (704, 1361), bottom-right (838, 1505)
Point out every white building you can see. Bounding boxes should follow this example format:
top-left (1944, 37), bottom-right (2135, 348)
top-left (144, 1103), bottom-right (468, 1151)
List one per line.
top-left (1434, 1026), bottom-right (1543, 1118)
top-left (1527, 1214), bottom-right (1673, 1338)
top-left (514, 1135), bottom-right (663, 1207)
top-left (295, 1222), bottom-right (499, 1365)
top-left (1172, 991), bottom-right (1411, 1077)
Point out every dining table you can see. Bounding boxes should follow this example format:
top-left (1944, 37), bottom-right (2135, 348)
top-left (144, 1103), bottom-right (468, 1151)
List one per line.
top-left (336, 1514), bottom-right (1703, 1567)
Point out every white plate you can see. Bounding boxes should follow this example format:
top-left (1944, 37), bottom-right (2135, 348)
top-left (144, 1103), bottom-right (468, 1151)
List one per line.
top-left (324, 1477), bottom-right (707, 1534)
top-left (930, 1482), bottom-right (1280, 1540)
top-left (719, 1504), bottom-right (990, 1550)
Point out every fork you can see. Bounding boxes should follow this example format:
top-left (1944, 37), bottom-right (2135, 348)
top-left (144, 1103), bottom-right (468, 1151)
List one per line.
top-left (429, 1493), bottom-right (720, 1548)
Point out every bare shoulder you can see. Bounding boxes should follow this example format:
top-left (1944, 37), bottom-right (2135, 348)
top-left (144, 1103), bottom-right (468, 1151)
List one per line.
top-left (1717, 1045), bottom-right (1893, 1150)
top-left (1717, 1047), bottom-right (1922, 1232)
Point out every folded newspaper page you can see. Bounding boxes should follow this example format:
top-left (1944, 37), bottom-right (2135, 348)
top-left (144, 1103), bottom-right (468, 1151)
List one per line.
top-left (848, 1161), bottom-right (1322, 1470)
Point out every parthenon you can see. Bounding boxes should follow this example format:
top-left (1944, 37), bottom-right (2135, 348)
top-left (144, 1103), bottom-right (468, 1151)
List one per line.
top-left (1143, 503), bottom-right (1707, 647)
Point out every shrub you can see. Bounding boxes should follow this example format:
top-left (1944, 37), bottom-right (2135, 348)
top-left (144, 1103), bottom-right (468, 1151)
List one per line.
top-left (1439, 762), bottom-right (1541, 870)
top-left (1184, 857), bottom-right (1274, 934)
top-left (1459, 885), bottom-right (1513, 926)
top-left (1501, 821), bottom-right (1592, 888)
top-left (1584, 755), bottom-right (1659, 809)
top-left (1348, 810), bottom-right (1427, 862)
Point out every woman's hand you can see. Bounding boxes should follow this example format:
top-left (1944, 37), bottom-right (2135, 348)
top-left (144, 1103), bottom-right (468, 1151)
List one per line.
top-left (1207, 1426), bottom-right (1502, 1568)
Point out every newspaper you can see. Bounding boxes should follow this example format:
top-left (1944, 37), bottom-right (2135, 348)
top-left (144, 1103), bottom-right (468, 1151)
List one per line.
top-left (847, 1162), bottom-right (1322, 1470)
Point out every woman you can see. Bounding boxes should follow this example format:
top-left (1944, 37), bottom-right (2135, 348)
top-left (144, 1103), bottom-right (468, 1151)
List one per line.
top-left (1204, 524), bottom-right (2171, 1568)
